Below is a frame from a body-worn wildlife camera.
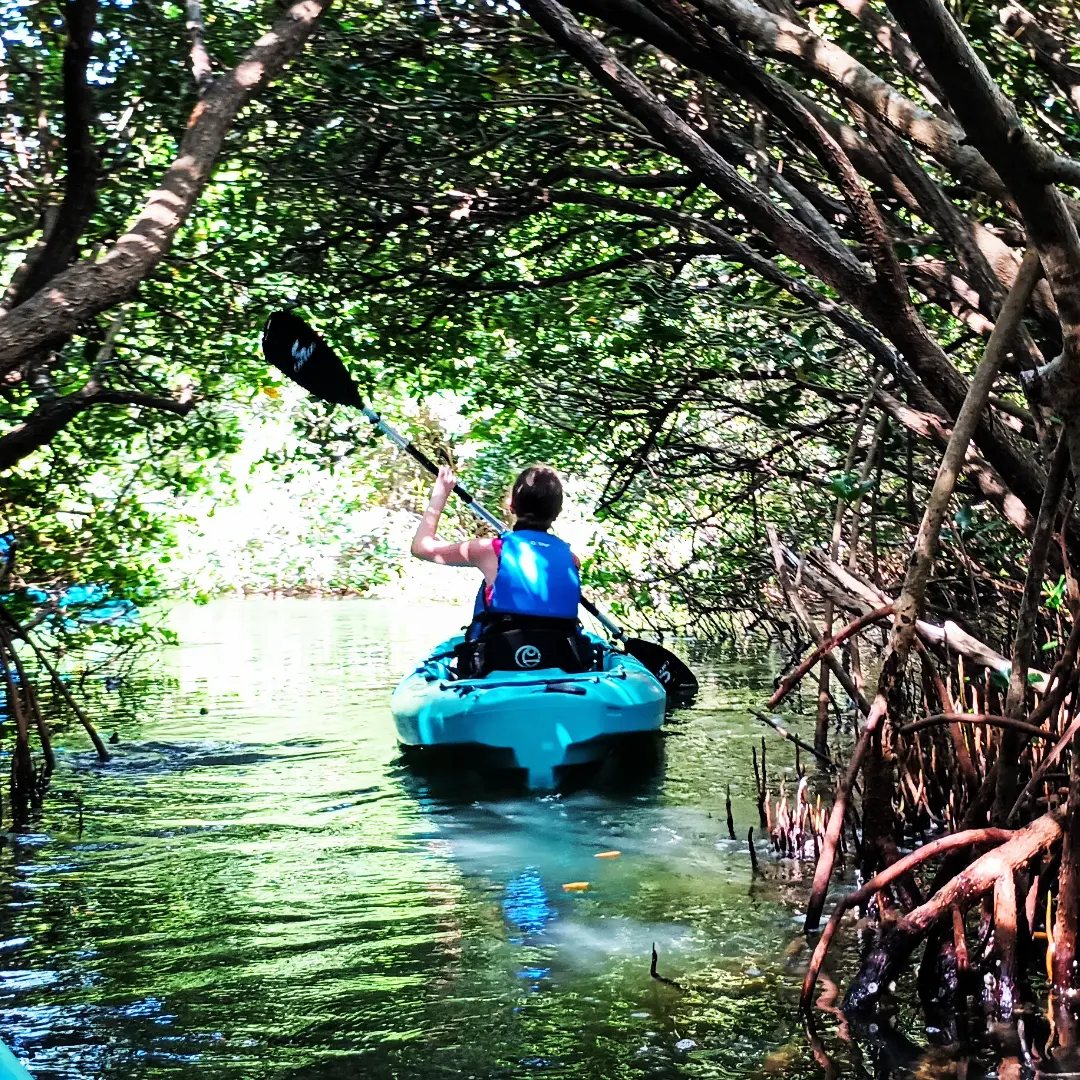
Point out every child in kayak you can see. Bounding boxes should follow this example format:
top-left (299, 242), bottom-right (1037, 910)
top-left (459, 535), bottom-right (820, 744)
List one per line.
top-left (411, 464), bottom-right (592, 674)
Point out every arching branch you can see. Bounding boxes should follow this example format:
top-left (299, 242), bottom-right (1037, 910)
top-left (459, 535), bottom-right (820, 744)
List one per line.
top-left (0, 0), bottom-right (334, 374)
top-left (0, 383), bottom-right (197, 472)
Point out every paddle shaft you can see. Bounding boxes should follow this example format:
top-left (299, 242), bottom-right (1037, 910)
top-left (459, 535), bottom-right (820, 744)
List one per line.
top-left (357, 402), bottom-right (626, 639)
top-left (262, 309), bottom-right (685, 680)
top-left (358, 403), bottom-right (501, 528)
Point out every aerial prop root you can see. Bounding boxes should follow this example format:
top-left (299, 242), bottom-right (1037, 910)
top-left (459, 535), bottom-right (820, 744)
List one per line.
top-left (767, 604), bottom-right (893, 711)
top-left (805, 810), bottom-right (1066, 1017)
top-left (0, 618), bottom-right (46, 820)
top-left (0, 609), bottom-right (110, 763)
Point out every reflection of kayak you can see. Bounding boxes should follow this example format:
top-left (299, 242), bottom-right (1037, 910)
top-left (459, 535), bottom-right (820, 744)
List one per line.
top-left (391, 632), bottom-right (666, 788)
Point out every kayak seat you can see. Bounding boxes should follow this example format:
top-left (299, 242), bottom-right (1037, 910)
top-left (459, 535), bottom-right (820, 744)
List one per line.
top-left (453, 625), bottom-right (600, 679)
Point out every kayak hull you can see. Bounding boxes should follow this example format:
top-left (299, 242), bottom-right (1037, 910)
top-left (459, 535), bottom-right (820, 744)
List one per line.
top-left (391, 633), bottom-right (667, 788)
top-left (0, 1039), bottom-right (32, 1080)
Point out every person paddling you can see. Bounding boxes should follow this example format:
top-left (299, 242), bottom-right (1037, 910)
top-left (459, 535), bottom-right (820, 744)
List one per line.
top-left (411, 464), bottom-right (591, 674)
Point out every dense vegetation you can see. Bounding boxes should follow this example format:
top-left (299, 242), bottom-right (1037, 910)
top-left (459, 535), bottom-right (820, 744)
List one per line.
top-left (7, 0), bottom-right (1080, 1068)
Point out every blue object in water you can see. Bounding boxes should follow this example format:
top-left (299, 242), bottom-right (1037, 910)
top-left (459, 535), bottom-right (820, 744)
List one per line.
top-left (502, 867), bottom-right (557, 938)
top-left (391, 632), bottom-right (666, 788)
top-left (0, 533), bottom-right (14, 572)
top-left (0, 1038), bottom-right (32, 1079)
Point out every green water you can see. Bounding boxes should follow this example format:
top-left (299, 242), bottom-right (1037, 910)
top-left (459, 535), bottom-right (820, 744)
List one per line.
top-left (0, 599), bottom-right (887, 1077)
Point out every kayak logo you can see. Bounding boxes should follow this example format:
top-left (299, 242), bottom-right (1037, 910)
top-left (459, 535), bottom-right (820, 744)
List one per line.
top-left (514, 644), bottom-right (542, 669)
top-left (291, 339), bottom-right (315, 371)
top-left (657, 661), bottom-right (672, 685)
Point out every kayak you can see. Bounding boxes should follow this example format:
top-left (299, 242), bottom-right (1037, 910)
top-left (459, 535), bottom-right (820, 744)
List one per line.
top-left (0, 1039), bottom-right (31, 1080)
top-left (391, 632), bottom-right (667, 788)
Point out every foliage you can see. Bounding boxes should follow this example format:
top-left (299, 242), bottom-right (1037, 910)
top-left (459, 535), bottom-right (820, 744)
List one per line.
top-left (9, 0), bottom-right (1080, 1058)
top-left (0, 0), bottom-right (1074, 648)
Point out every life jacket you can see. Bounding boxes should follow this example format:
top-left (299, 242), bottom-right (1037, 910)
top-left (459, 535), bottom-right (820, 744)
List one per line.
top-left (457, 531), bottom-right (592, 676)
top-left (472, 529), bottom-right (581, 623)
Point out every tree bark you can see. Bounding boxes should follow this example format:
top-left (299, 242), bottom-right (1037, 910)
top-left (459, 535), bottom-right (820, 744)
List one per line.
top-left (843, 811), bottom-right (1064, 1014)
top-left (995, 431), bottom-right (1071, 819)
top-left (1051, 736), bottom-right (1080, 1048)
top-left (803, 248), bottom-right (1043, 930)
top-left (886, 0), bottom-right (1080, 426)
top-left (4, 0), bottom-right (101, 311)
top-left (801, 827), bottom-right (1012, 1011)
top-left (0, 384), bottom-right (195, 471)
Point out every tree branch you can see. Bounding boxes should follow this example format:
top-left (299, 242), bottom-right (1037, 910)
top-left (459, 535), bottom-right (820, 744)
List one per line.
top-left (518, 0), bottom-right (876, 304)
top-left (4, 0), bottom-right (101, 310)
top-left (0, 0), bottom-right (333, 374)
top-left (0, 382), bottom-right (196, 471)
top-left (801, 827), bottom-right (1014, 1012)
top-left (998, 3), bottom-right (1080, 121)
top-left (842, 811), bottom-right (1064, 1013)
top-left (886, 0), bottom-right (1080, 406)
top-left (186, 0), bottom-right (216, 93)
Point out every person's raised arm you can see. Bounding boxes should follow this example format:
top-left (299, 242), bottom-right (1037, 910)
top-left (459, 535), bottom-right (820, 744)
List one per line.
top-left (411, 466), bottom-right (495, 570)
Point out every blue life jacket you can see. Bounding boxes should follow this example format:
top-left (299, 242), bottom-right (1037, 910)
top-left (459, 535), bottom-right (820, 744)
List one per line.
top-left (473, 530), bottom-right (580, 622)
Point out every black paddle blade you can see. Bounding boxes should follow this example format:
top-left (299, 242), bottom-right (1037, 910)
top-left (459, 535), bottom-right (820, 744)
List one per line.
top-left (261, 311), bottom-right (364, 408)
top-left (625, 638), bottom-right (698, 705)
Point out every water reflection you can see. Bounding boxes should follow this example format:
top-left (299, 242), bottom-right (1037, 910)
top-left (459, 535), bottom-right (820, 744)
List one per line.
top-left (0, 598), bottom-right (930, 1078)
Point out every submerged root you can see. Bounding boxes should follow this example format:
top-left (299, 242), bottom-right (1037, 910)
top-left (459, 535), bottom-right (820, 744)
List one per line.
top-left (839, 814), bottom-right (1064, 1012)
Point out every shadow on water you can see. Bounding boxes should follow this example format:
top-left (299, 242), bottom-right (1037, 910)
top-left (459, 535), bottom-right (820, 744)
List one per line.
top-left (0, 599), bottom-right (1038, 1078)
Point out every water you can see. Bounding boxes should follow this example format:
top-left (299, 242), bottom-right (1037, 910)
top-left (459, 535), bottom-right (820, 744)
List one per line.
top-left (0, 599), bottom-right (848, 1077)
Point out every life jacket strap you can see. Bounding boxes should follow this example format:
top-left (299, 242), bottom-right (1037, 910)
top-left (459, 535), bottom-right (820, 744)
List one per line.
top-left (454, 627), bottom-right (598, 679)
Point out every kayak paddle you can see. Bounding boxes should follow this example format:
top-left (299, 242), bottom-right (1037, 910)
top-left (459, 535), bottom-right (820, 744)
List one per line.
top-left (260, 309), bottom-right (699, 704)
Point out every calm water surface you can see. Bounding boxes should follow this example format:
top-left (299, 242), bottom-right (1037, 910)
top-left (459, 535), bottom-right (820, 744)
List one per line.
top-left (0, 599), bottom-right (871, 1078)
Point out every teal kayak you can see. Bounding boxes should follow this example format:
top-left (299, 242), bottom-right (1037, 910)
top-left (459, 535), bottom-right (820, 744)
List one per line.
top-left (391, 632), bottom-right (666, 788)
top-left (0, 1039), bottom-right (31, 1080)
